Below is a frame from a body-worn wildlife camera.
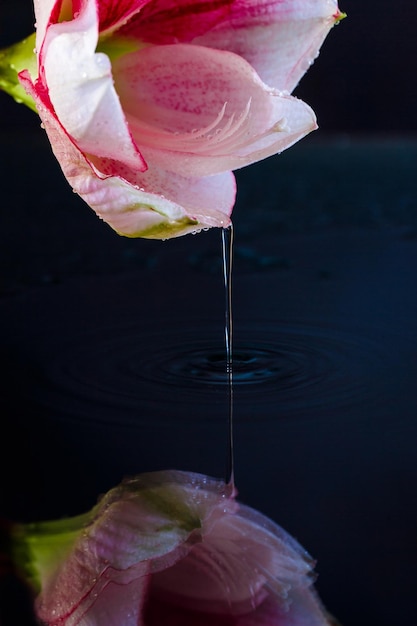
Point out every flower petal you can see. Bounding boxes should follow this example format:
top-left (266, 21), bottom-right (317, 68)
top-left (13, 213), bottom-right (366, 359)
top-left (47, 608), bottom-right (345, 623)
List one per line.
top-left (194, 0), bottom-right (343, 92)
top-left (19, 71), bottom-right (234, 239)
top-left (113, 43), bottom-right (316, 177)
top-left (42, 0), bottom-right (146, 173)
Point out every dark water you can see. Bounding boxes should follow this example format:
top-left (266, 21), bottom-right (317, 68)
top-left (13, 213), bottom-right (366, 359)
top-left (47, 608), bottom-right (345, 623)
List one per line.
top-left (1, 138), bottom-right (417, 626)
top-left (6, 318), bottom-right (400, 425)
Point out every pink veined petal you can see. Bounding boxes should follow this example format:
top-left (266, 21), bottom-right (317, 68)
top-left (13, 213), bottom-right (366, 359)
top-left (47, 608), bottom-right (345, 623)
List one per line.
top-left (113, 43), bottom-right (316, 177)
top-left (41, 0), bottom-right (147, 173)
top-left (19, 70), bottom-right (234, 239)
top-left (118, 0), bottom-right (235, 44)
top-left (193, 0), bottom-right (342, 93)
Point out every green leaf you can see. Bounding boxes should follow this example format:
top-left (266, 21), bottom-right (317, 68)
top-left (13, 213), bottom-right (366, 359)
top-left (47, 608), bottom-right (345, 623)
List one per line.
top-left (0, 33), bottom-right (38, 113)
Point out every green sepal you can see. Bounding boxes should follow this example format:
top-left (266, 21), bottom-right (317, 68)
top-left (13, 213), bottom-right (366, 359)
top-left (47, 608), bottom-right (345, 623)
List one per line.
top-left (0, 32), bottom-right (38, 112)
top-left (335, 11), bottom-right (347, 24)
top-left (11, 510), bottom-right (94, 594)
top-left (96, 35), bottom-right (145, 62)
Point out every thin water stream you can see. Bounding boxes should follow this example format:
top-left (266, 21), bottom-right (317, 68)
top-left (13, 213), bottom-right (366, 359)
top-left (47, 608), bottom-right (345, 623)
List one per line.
top-left (221, 225), bottom-right (234, 490)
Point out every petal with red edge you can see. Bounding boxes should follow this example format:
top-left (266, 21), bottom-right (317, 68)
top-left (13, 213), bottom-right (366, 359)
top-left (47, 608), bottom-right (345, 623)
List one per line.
top-left (42, 0), bottom-right (146, 173)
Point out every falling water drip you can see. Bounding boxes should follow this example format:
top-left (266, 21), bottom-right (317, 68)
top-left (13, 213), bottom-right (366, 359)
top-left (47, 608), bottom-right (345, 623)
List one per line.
top-left (221, 224), bottom-right (235, 490)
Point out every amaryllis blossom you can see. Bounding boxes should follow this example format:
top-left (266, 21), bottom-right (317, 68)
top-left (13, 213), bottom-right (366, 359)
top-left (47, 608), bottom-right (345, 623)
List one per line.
top-left (11, 470), bottom-right (337, 626)
top-left (1, 0), bottom-right (344, 239)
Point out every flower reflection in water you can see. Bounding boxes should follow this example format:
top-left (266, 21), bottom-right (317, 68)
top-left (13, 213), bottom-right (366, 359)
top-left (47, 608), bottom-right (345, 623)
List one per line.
top-left (12, 470), bottom-right (336, 626)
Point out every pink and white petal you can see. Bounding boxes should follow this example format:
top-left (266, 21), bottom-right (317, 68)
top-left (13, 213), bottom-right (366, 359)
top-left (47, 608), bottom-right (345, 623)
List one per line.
top-left (118, 0), bottom-right (235, 44)
top-left (113, 44), bottom-right (316, 177)
top-left (112, 44), bottom-right (259, 137)
top-left (78, 156), bottom-right (234, 238)
top-left (42, 0), bottom-right (146, 172)
top-left (193, 0), bottom-right (342, 93)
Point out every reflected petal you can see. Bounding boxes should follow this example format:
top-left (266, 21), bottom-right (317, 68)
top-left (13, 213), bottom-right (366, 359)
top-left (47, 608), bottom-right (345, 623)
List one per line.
top-left (12, 471), bottom-right (336, 626)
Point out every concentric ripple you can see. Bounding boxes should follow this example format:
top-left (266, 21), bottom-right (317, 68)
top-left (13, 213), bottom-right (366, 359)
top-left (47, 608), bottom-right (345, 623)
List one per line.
top-left (28, 320), bottom-right (391, 424)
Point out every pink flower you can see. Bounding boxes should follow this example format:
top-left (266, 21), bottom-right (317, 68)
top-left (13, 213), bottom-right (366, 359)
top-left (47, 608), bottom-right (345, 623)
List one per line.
top-left (13, 470), bottom-right (336, 625)
top-left (16, 0), bottom-right (343, 239)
